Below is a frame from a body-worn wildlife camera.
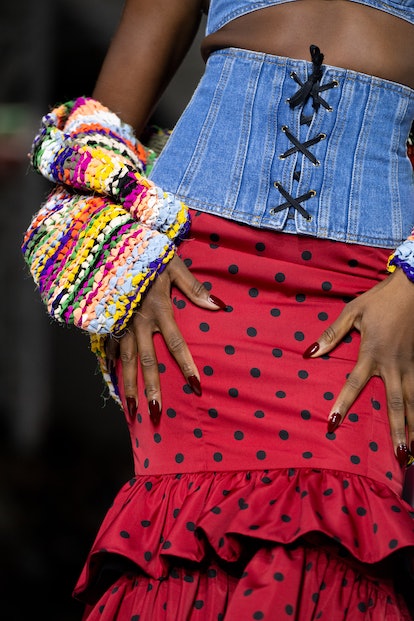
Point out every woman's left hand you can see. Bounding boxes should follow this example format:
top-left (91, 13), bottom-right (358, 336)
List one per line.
top-left (303, 267), bottom-right (414, 467)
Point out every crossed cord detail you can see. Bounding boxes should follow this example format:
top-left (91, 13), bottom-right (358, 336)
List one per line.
top-left (270, 45), bottom-right (338, 220)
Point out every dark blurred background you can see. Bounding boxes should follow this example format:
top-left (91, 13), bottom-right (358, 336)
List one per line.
top-left (0, 2), bottom-right (205, 618)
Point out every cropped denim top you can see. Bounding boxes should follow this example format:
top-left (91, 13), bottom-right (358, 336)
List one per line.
top-left (205, 0), bottom-right (414, 34)
top-left (150, 46), bottom-right (414, 249)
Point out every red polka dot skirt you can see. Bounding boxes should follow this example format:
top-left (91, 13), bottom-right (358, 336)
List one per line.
top-left (76, 211), bottom-right (414, 620)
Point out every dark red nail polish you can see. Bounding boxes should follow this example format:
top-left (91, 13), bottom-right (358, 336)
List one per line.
top-left (187, 375), bottom-right (202, 396)
top-left (126, 397), bottom-right (137, 419)
top-left (396, 444), bottom-right (409, 468)
top-left (303, 342), bottom-right (319, 358)
top-left (149, 400), bottom-right (161, 425)
top-left (209, 294), bottom-right (228, 311)
top-left (327, 412), bottom-right (341, 433)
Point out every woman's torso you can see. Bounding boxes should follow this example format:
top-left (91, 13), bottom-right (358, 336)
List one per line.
top-left (202, 0), bottom-right (414, 89)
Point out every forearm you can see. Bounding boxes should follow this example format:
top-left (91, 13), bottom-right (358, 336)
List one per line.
top-left (92, 0), bottom-right (204, 134)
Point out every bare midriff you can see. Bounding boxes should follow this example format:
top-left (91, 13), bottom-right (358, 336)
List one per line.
top-left (201, 0), bottom-right (414, 89)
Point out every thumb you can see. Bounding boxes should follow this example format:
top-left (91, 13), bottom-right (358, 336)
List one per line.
top-left (302, 309), bottom-right (355, 359)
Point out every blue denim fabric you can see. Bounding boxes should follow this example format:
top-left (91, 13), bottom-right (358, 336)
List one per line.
top-left (205, 0), bottom-right (414, 34)
top-left (150, 48), bottom-right (414, 249)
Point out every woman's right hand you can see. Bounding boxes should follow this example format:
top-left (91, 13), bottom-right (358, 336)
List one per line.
top-left (106, 253), bottom-right (227, 424)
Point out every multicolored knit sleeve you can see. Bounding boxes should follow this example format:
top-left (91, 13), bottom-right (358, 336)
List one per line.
top-left (22, 97), bottom-right (191, 337)
top-left (22, 186), bottom-right (175, 335)
top-left (387, 130), bottom-right (414, 281)
top-left (30, 97), bottom-right (190, 241)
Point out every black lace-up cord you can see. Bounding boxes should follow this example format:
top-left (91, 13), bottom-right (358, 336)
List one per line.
top-left (280, 126), bottom-right (325, 165)
top-left (271, 183), bottom-right (314, 220)
top-left (288, 44), bottom-right (325, 111)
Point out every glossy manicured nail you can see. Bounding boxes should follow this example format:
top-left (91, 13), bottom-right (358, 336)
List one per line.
top-left (126, 397), bottom-right (137, 419)
top-left (327, 412), bottom-right (341, 433)
top-left (396, 444), bottom-right (409, 468)
top-left (187, 375), bottom-right (202, 396)
top-left (303, 342), bottom-right (319, 358)
top-left (209, 294), bottom-right (228, 311)
top-left (148, 400), bottom-right (161, 425)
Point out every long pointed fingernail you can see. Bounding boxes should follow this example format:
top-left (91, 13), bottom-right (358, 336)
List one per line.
top-left (148, 400), bottom-right (161, 425)
top-left (126, 397), bottom-right (137, 419)
top-left (209, 294), bottom-right (228, 311)
top-left (328, 412), bottom-right (341, 433)
top-left (397, 444), bottom-right (409, 468)
top-left (303, 342), bottom-right (319, 358)
top-left (187, 375), bottom-right (202, 396)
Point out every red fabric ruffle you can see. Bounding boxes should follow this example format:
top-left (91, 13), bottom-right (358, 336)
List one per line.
top-left (74, 467), bottom-right (414, 600)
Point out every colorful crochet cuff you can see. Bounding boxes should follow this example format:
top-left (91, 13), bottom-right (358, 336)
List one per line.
top-left (30, 97), bottom-right (191, 242)
top-left (22, 186), bottom-right (175, 335)
top-left (388, 234), bottom-right (414, 282)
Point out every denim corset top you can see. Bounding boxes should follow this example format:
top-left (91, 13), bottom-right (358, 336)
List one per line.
top-left (205, 0), bottom-right (414, 34)
top-left (150, 48), bottom-right (414, 249)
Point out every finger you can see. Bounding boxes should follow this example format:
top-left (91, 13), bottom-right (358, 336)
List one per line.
top-left (134, 316), bottom-right (163, 425)
top-left (105, 335), bottom-right (120, 373)
top-left (384, 371), bottom-right (409, 467)
top-left (403, 374), bottom-right (414, 464)
top-left (119, 329), bottom-right (139, 420)
top-left (169, 254), bottom-right (228, 311)
top-left (303, 306), bottom-right (356, 359)
top-left (156, 308), bottom-right (202, 397)
top-left (325, 355), bottom-right (373, 433)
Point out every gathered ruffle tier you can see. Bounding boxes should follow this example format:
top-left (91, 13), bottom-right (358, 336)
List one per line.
top-left (74, 466), bottom-right (414, 602)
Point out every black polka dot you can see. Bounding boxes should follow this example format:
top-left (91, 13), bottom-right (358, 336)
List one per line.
top-left (186, 522), bottom-right (196, 531)
top-left (356, 507), bottom-right (367, 516)
top-left (348, 259), bottom-right (359, 267)
top-left (253, 612), bottom-right (264, 620)
top-left (254, 410), bottom-right (265, 418)
top-left (323, 391), bottom-right (334, 400)
top-left (250, 368), bottom-right (261, 378)
top-left (162, 541), bottom-right (172, 550)
top-left (194, 428), bottom-right (203, 438)
top-left (208, 408), bottom-right (218, 418)
top-left (153, 433), bottom-right (161, 443)
top-left (369, 441), bottom-right (378, 452)
top-left (249, 288), bottom-right (259, 297)
top-left (175, 453), bottom-right (184, 464)
top-left (350, 455), bottom-right (361, 464)
top-left (203, 365), bottom-right (214, 376)
top-left (270, 308), bottom-right (281, 317)
top-left (213, 452), bottom-right (223, 462)
top-left (302, 451), bottom-right (313, 459)
top-left (275, 272), bottom-right (285, 282)
top-left (296, 293), bottom-right (306, 302)
top-left (371, 399), bottom-right (381, 410)
top-left (166, 408), bottom-right (176, 418)
top-left (143, 458), bottom-right (149, 468)
top-left (225, 345), bottom-right (235, 355)
top-left (247, 327), bottom-right (257, 337)
top-left (210, 233), bottom-right (220, 242)
top-left (281, 514), bottom-right (291, 522)
top-left (323, 488), bottom-right (333, 496)
top-left (273, 572), bottom-right (284, 581)
top-left (234, 431), bottom-right (244, 440)
top-left (158, 363), bottom-right (166, 373)
top-left (391, 505), bottom-right (401, 513)
top-left (302, 250), bottom-right (312, 260)
top-left (239, 498), bottom-right (249, 510)
top-left (389, 539), bottom-right (398, 549)
top-left (145, 482), bottom-right (153, 491)
top-left (120, 530), bottom-right (130, 538)
top-left (276, 390), bottom-right (286, 398)
top-left (229, 388), bottom-right (238, 397)
top-left (358, 603), bottom-right (367, 613)
top-left (285, 605), bottom-right (294, 616)
top-left (272, 348), bottom-right (283, 358)
top-left (184, 258), bottom-right (192, 268)
top-left (348, 413), bottom-right (359, 422)
top-left (279, 430), bottom-right (289, 440)
top-left (373, 523), bottom-right (378, 533)
top-left (294, 331), bottom-right (305, 341)
top-left (298, 370), bottom-right (308, 379)
top-left (199, 322), bottom-right (210, 332)
top-left (301, 410), bottom-right (311, 420)
top-left (256, 450), bottom-right (266, 460)
top-left (244, 588), bottom-right (253, 596)
top-left (322, 281), bottom-right (332, 291)
top-left (144, 551), bottom-right (152, 561)
top-left (256, 242), bottom-right (265, 252)
top-left (386, 471), bottom-right (393, 480)
top-left (318, 312), bottom-right (328, 321)
top-left (173, 298), bottom-right (186, 309)
top-left (228, 264), bottom-right (239, 274)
